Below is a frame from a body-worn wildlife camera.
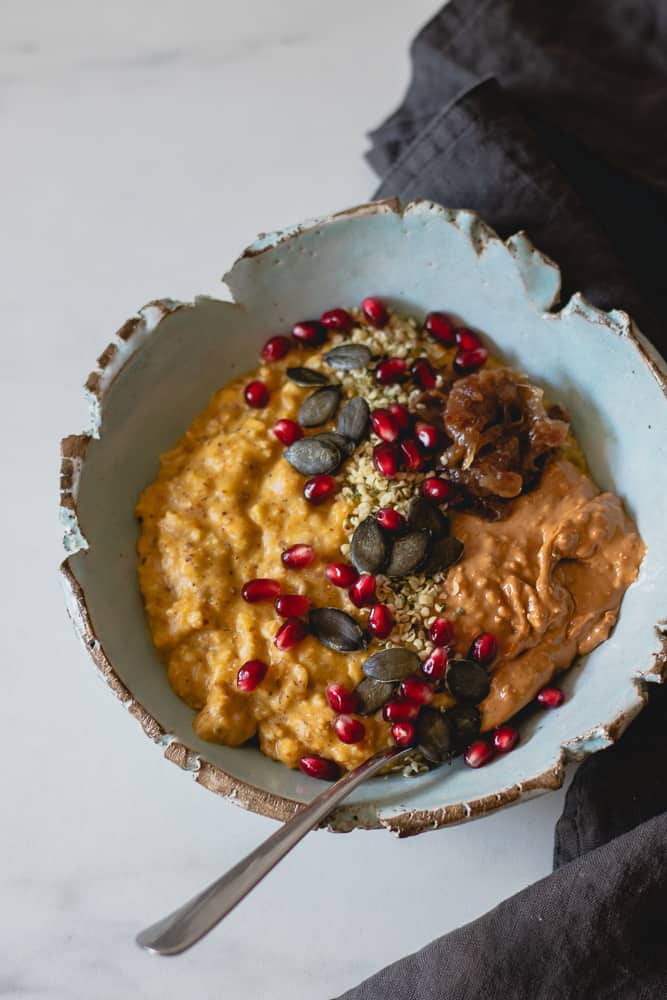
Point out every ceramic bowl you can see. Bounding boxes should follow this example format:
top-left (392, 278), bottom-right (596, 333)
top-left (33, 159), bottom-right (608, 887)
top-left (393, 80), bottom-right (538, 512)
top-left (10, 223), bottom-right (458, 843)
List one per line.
top-left (60, 199), bottom-right (667, 836)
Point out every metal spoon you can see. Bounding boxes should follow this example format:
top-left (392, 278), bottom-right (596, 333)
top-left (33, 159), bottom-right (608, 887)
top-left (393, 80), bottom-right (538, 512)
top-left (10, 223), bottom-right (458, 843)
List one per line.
top-left (136, 745), bottom-right (413, 955)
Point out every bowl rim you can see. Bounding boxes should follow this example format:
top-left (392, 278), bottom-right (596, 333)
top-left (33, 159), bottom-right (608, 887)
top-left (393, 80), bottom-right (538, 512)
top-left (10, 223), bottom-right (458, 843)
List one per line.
top-left (59, 197), bottom-right (667, 836)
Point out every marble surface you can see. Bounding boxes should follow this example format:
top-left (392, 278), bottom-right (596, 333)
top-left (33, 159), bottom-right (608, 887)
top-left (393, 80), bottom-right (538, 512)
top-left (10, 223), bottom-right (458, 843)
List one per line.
top-left (1, 2), bottom-right (572, 996)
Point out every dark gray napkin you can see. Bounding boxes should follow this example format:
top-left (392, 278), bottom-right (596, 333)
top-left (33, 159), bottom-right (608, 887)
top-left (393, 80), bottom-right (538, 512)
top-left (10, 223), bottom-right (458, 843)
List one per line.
top-left (337, 2), bottom-right (667, 997)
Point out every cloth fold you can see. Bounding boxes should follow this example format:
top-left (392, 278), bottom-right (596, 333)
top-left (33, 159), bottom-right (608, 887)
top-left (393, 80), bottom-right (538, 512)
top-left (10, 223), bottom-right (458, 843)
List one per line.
top-left (337, 2), bottom-right (667, 996)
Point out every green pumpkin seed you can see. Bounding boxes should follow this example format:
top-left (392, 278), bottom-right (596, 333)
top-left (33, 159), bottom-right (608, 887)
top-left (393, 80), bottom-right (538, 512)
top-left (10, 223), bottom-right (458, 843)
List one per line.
top-left (350, 516), bottom-right (389, 574)
top-left (384, 531), bottom-right (430, 578)
top-left (298, 386), bottom-right (342, 427)
top-left (312, 432), bottom-right (356, 458)
top-left (324, 344), bottom-right (373, 371)
top-left (447, 705), bottom-right (482, 752)
top-left (417, 707), bottom-right (453, 764)
top-left (446, 659), bottom-right (491, 704)
top-left (407, 496), bottom-right (449, 538)
top-left (337, 396), bottom-right (370, 443)
top-left (285, 367), bottom-right (330, 387)
top-left (420, 536), bottom-right (464, 576)
top-left (355, 676), bottom-right (397, 715)
top-left (362, 647), bottom-right (420, 682)
top-left (284, 437), bottom-right (341, 476)
top-left (308, 607), bottom-right (367, 652)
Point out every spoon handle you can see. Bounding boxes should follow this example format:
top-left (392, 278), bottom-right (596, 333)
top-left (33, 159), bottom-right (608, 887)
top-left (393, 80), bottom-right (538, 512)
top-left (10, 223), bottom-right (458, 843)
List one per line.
top-left (136, 745), bottom-right (411, 955)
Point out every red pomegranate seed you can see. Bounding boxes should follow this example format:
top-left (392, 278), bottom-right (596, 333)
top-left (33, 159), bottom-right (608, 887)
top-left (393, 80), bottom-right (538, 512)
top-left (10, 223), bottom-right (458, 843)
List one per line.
top-left (375, 508), bottom-right (405, 532)
top-left (325, 562), bottom-right (359, 587)
top-left (273, 418), bottom-right (303, 445)
top-left (375, 357), bottom-right (408, 385)
top-left (326, 683), bottom-right (358, 715)
top-left (371, 408), bottom-right (400, 442)
top-left (422, 646), bottom-right (448, 682)
top-left (454, 347), bottom-right (488, 373)
top-left (392, 721), bottom-right (417, 747)
top-left (334, 714), bottom-right (366, 744)
top-left (367, 604), bottom-right (395, 639)
top-left (236, 659), bottom-right (268, 692)
top-left (361, 296), bottom-right (389, 328)
top-left (492, 725), bottom-right (519, 753)
top-left (399, 676), bottom-right (433, 705)
top-left (422, 477), bottom-right (455, 502)
top-left (415, 421), bottom-right (439, 451)
top-left (400, 438), bottom-right (424, 472)
top-left (470, 632), bottom-right (498, 666)
top-left (244, 380), bottom-right (269, 408)
top-left (388, 402), bottom-right (412, 433)
top-left (299, 755), bottom-right (341, 781)
top-left (274, 617), bottom-right (307, 650)
top-left (261, 335), bottom-right (291, 363)
top-left (349, 574), bottom-right (376, 608)
top-left (537, 686), bottom-right (565, 709)
top-left (292, 320), bottom-right (327, 346)
top-left (430, 617), bottom-right (454, 647)
top-left (281, 543), bottom-right (314, 569)
top-left (464, 740), bottom-right (494, 768)
top-left (320, 308), bottom-right (353, 332)
top-left (456, 328), bottom-right (481, 350)
top-left (383, 699), bottom-right (421, 723)
top-left (275, 594), bottom-right (309, 618)
top-left (242, 578), bottom-right (281, 603)
top-left (425, 311), bottom-right (457, 345)
top-left (303, 474), bottom-right (338, 504)
top-left (411, 357), bottom-right (437, 389)
top-left (373, 442), bottom-right (401, 479)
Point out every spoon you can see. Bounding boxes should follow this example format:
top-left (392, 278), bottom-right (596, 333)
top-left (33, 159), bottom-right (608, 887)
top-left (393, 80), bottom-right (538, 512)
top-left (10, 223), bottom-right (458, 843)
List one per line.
top-left (136, 745), bottom-right (413, 955)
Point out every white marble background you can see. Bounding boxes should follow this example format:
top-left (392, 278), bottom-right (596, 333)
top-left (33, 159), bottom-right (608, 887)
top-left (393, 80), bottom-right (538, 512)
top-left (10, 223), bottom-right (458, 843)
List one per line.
top-left (0, 2), bottom-right (572, 997)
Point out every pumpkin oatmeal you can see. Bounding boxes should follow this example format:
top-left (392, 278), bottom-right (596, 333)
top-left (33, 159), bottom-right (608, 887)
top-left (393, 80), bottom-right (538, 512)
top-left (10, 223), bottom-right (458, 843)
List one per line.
top-left (136, 301), bottom-right (644, 778)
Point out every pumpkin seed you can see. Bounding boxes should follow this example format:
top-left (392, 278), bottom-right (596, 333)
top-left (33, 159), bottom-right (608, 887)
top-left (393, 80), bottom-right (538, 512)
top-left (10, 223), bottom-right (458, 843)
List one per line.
top-left (446, 659), bottom-right (491, 704)
top-left (337, 396), bottom-right (370, 443)
top-left (284, 437), bottom-right (341, 476)
top-left (324, 343), bottom-right (373, 371)
top-left (312, 431), bottom-right (356, 458)
top-left (447, 705), bottom-right (482, 752)
top-left (285, 367), bottom-right (330, 387)
top-left (308, 607), bottom-right (367, 652)
top-left (362, 647), bottom-right (420, 682)
top-left (407, 496), bottom-right (449, 538)
top-left (420, 536), bottom-right (464, 576)
top-left (350, 515), bottom-right (389, 574)
top-left (355, 676), bottom-right (397, 715)
top-left (298, 386), bottom-right (342, 427)
top-left (417, 707), bottom-right (453, 764)
top-left (384, 531), bottom-right (430, 578)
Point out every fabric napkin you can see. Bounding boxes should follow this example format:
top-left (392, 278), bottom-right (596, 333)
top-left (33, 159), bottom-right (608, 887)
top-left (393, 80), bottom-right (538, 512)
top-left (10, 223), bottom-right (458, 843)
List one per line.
top-left (337, 2), bottom-right (667, 997)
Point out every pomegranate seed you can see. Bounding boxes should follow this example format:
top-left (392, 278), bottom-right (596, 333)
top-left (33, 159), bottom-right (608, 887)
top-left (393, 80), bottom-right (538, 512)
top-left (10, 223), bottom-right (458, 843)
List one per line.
top-left (281, 543), bottom-right (314, 569)
top-left (400, 438), bottom-right (424, 471)
top-left (237, 659), bottom-right (268, 692)
top-left (275, 594), bottom-right (309, 618)
top-left (274, 617), bottom-right (307, 650)
top-left (244, 380), bottom-right (269, 408)
top-left (303, 474), bottom-right (338, 504)
top-left (325, 562), bottom-right (359, 587)
top-left (422, 646), bottom-right (448, 682)
top-left (349, 574), bottom-right (376, 607)
top-left (261, 335), bottom-right (291, 363)
top-left (537, 686), bottom-right (565, 709)
top-left (399, 676), bottom-right (433, 704)
top-left (299, 755), bottom-right (341, 781)
top-left (425, 311), bottom-right (457, 345)
top-left (361, 296), bottom-right (389, 328)
top-left (464, 740), bottom-right (494, 768)
top-left (367, 604), bottom-right (394, 639)
top-left (273, 418), bottom-right (303, 445)
top-left (388, 403), bottom-right (412, 433)
top-left (383, 699), bottom-right (421, 723)
top-left (415, 421), bottom-right (439, 451)
top-left (430, 617), bottom-right (454, 647)
top-left (456, 328), bottom-right (481, 350)
top-left (411, 357), bottom-right (437, 389)
top-left (422, 477), bottom-right (455, 502)
top-left (242, 578), bottom-right (281, 603)
top-left (375, 508), bottom-right (405, 532)
top-left (454, 347), bottom-right (488, 373)
top-left (373, 442), bottom-right (401, 479)
top-left (292, 320), bottom-right (327, 346)
top-left (375, 357), bottom-right (408, 384)
top-left (326, 683), bottom-right (358, 714)
top-left (392, 721), bottom-right (417, 747)
top-left (334, 715), bottom-right (365, 744)
top-left (492, 725), bottom-right (519, 753)
top-left (321, 308), bottom-right (353, 332)
top-left (470, 632), bottom-right (498, 666)
top-left (371, 408), bottom-right (400, 442)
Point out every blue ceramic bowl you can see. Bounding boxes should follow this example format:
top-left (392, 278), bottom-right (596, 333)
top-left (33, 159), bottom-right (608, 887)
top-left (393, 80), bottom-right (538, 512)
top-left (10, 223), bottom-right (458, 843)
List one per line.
top-left (60, 200), bottom-right (667, 835)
